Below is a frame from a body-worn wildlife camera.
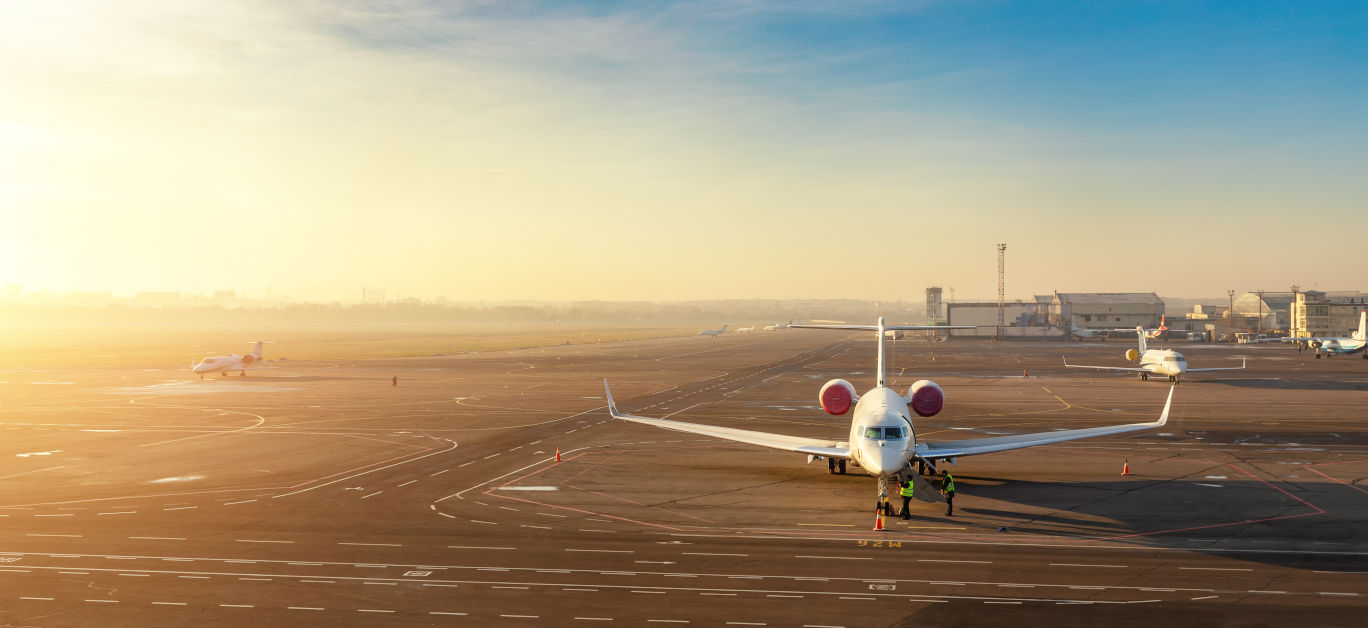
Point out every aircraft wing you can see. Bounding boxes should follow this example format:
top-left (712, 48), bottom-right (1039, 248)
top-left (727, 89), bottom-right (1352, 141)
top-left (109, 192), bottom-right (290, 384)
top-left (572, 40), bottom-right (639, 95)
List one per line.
top-left (791, 324), bottom-right (976, 331)
top-left (916, 386), bottom-right (1174, 460)
top-left (1062, 358), bottom-right (1148, 373)
top-left (1186, 359), bottom-right (1247, 373)
top-left (603, 381), bottom-right (852, 459)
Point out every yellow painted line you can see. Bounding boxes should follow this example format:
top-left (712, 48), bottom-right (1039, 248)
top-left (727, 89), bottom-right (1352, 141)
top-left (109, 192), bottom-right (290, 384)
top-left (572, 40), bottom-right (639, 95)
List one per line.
top-left (899, 527), bottom-right (966, 530)
top-left (797, 523), bottom-right (854, 527)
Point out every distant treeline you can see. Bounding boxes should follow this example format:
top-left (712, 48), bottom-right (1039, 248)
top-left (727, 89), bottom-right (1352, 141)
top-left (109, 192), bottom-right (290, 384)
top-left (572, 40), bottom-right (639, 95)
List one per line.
top-left (0, 300), bottom-right (924, 325)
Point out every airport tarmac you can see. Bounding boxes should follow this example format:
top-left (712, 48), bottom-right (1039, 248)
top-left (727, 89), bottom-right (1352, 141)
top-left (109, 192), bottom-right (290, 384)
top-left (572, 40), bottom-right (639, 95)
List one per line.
top-left (1, 332), bottom-right (1366, 626)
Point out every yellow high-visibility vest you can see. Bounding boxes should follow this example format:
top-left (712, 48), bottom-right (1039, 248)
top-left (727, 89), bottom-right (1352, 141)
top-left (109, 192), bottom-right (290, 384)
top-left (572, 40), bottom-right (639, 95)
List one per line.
top-left (899, 482), bottom-right (915, 498)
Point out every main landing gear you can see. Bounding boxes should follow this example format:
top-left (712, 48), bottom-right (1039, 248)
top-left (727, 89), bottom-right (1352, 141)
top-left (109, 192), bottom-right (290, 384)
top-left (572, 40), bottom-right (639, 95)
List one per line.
top-left (827, 458), bottom-right (847, 475)
top-left (1140, 372), bottom-right (1149, 381)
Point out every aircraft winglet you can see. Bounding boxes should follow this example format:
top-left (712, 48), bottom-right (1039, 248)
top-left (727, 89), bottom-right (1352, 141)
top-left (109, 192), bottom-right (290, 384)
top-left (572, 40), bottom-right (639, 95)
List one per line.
top-left (1156, 384), bottom-right (1175, 426)
top-left (603, 379), bottom-right (621, 418)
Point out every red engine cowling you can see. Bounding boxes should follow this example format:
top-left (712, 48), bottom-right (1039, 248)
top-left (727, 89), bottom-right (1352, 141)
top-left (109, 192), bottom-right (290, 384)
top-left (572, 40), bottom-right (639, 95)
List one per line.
top-left (907, 380), bottom-right (944, 417)
top-left (818, 379), bottom-right (857, 415)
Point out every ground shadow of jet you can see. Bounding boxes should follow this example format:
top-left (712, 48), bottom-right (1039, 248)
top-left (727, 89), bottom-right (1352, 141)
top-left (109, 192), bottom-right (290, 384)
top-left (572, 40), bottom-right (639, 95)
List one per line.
top-left (1204, 377), bottom-right (1368, 391)
top-left (919, 474), bottom-right (1365, 573)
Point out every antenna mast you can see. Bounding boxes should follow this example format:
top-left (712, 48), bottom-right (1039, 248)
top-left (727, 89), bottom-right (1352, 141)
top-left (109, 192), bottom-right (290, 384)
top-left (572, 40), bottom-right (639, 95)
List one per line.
top-left (996, 243), bottom-right (1007, 340)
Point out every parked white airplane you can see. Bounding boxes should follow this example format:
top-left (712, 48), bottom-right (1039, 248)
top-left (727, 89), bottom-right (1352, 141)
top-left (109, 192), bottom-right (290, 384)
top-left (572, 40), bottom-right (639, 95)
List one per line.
top-left (1072, 315), bottom-right (1168, 340)
top-left (192, 341), bottom-right (273, 379)
top-left (764, 320), bottom-right (794, 331)
top-left (1065, 327), bottom-right (1244, 382)
top-left (604, 317), bottom-right (1175, 511)
top-left (697, 324), bottom-right (728, 338)
top-left (734, 323), bottom-right (758, 334)
top-left (1291, 311), bottom-right (1368, 357)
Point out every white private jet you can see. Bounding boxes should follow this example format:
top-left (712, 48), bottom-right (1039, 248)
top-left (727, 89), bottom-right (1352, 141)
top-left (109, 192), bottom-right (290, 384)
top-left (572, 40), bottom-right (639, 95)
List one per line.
top-left (734, 323), bottom-right (758, 334)
top-left (192, 341), bottom-right (273, 379)
top-left (697, 324), bottom-right (729, 338)
top-left (1290, 311), bottom-right (1367, 358)
top-left (1065, 327), bottom-right (1244, 382)
top-left (1072, 315), bottom-right (1168, 341)
top-left (604, 317), bottom-right (1175, 512)
top-left (764, 320), bottom-right (794, 331)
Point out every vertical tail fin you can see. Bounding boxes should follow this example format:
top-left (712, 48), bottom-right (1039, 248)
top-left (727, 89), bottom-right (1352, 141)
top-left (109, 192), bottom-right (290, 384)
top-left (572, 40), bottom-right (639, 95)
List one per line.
top-left (1136, 326), bottom-right (1148, 353)
top-left (876, 317), bottom-right (887, 388)
top-left (249, 341), bottom-right (265, 358)
top-left (1356, 311), bottom-right (1367, 342)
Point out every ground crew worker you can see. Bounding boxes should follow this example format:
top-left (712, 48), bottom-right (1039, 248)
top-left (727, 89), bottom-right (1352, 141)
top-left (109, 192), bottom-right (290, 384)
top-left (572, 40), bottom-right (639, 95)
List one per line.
top-left (897, 477), bottom-right (915, 519)
top-left (940, 470), bottom-right (956, 517)
top-left (392, 376), bottom-right (398, 386)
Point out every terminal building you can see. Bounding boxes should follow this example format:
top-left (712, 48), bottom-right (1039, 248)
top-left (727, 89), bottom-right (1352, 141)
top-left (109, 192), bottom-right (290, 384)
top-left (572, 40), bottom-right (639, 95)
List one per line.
top-left (944, 292), bottom-right (1164, 339)
top-left (1291, 291), bottom-right (1368, 338)
top-left (1049, 292), bottom-right (1165, 330)
top-left (946, 300), bottom-right (1060, 338)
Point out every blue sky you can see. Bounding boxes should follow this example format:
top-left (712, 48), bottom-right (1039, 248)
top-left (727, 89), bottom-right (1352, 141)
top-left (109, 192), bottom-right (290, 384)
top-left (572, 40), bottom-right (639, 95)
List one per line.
top-left (1, 0), bottom-right (1364, 301)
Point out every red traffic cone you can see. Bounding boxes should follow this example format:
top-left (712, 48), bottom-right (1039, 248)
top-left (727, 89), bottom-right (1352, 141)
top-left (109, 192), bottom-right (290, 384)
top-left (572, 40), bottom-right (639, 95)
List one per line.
top-left (873, 509), bottom-right (886, 531)
top-left (555, 447), bottom-right (562, 462)
top-left (1121, 459), bottom-right (1131, 475)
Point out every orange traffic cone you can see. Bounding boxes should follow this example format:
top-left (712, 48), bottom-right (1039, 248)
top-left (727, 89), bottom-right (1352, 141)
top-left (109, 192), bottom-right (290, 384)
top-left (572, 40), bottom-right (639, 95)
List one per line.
top-left (873, 509), bottom-right (886, 531)
top-left (555, 447), bottom-right (562, 462)
top-left (1121, 459), bottom-right (1131, 475)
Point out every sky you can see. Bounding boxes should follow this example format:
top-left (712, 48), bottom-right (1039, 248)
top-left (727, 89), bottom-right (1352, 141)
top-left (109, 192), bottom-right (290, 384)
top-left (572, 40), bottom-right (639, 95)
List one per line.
top-left (1, 0), bottom-right (1365, 302)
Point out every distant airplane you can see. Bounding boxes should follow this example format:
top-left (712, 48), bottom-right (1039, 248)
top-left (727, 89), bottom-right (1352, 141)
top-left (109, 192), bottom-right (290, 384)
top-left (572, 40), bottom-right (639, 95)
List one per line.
top-left (1072, 315), bottom-right (1167, 341)
top-left (764, 320), bottom-right (794, 331)
top-left (1291, 311), bottom-right (1367, 357)
top-left (1065, 327), bottom-right (1244, 382)
top-left (605, 318), bottom-right (1175, 512)
top-left (734, 323), bottom-right (758, 334)
top-left (193, 341), bottom-right (273, 379)
top-left (1071, 325), bottom-right (1111, 340)
top-left (697, 324), bottom-right (728, 338)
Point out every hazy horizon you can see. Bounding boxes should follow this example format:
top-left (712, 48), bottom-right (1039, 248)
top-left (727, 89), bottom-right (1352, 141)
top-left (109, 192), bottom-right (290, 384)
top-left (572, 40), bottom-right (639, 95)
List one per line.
top-left (3, 1), bottom-right (1364, 302)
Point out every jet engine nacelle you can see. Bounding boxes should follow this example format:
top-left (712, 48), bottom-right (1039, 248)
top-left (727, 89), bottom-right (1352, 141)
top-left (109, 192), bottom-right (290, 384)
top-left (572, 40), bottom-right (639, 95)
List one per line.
top-left (819, 379), bottom-right (857, 415)
top-left (907, 379), bottom-right (944, 417)
top-left (1125, 348), bottom-right (1140, 362)
top-left (242, 354), bottom-right (257, 365)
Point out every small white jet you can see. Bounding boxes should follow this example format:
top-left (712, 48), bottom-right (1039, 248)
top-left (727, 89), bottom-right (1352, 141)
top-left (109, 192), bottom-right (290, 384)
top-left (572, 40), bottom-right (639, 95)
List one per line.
top-left (764, 320), bottom-right (794, 332)
top-left (604, 318), bottom-right (1175, 511)
top-left (1290, 311), bottom-right (1367, 357)
top-left (734, 323), bottom-right (758, 334)
top-left (192, 341), bottom-right (273, 379)
top-left (1072, 315), bottom-right (1167, 341)
top-left (697, 324), bottom-right (729, 338)
top-left (1065, 327), bottom-right (1244, 382)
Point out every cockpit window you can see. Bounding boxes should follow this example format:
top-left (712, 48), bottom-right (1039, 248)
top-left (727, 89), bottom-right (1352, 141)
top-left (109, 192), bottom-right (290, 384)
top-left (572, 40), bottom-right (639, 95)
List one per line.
top-left (862, 426), bottom-right (907, 439)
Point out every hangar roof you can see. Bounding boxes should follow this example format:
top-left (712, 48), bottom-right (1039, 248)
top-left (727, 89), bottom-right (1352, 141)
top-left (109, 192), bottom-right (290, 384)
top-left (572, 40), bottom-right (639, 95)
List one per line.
top-left (1053, 292), bottom-right (1163, 305)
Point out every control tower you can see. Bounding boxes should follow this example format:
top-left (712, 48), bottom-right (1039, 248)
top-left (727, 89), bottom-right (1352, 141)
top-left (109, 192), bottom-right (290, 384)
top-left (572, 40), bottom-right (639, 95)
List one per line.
top-left (926, 286), bottom-right (945, 325)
